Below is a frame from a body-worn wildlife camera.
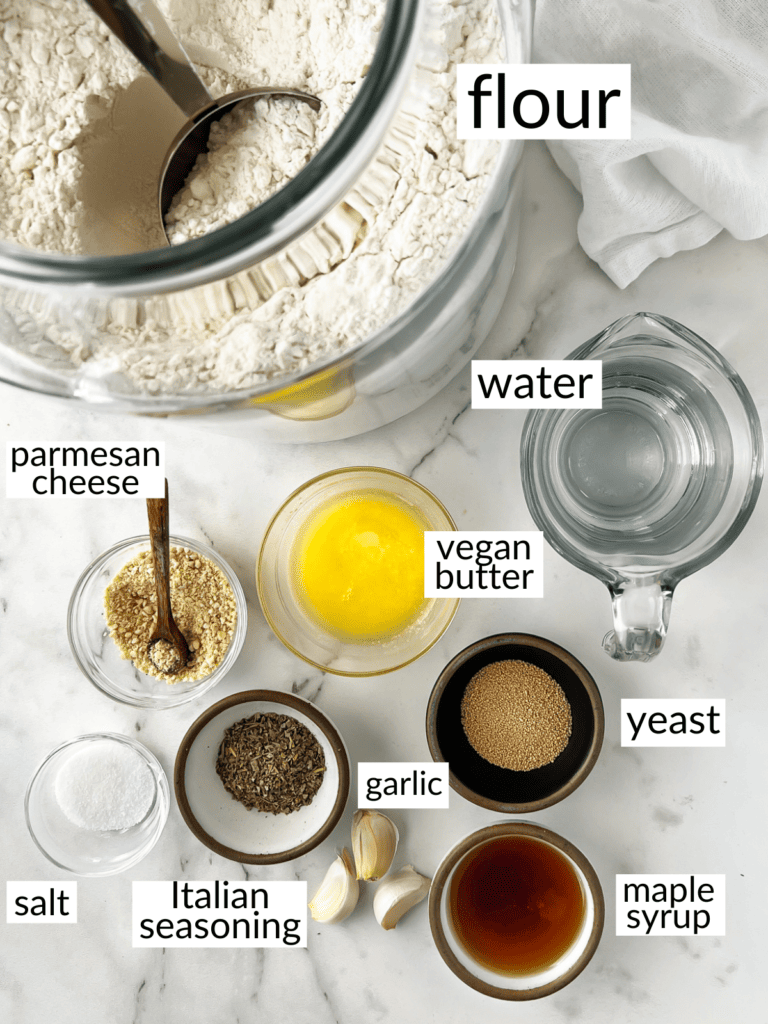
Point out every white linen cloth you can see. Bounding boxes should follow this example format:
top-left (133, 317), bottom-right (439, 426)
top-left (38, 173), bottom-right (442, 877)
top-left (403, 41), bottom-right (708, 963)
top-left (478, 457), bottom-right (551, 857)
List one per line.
top-left (533, 0), bottom-right (768, 286)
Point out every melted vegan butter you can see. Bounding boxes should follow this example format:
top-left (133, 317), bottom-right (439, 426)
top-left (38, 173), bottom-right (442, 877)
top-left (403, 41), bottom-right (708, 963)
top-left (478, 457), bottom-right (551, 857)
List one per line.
top-left (295, 490), bottom-right (427, 640)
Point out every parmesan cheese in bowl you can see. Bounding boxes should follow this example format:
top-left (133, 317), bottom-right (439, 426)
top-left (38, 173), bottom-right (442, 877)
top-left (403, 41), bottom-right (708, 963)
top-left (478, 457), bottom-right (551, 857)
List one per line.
top-left (68, 534), bottom-right (247, 709)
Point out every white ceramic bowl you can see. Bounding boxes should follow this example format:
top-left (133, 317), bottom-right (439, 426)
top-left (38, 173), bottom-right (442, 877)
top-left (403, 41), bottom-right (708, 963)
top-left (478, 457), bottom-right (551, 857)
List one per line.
top-left (174, 691), bottom-right (350, 864)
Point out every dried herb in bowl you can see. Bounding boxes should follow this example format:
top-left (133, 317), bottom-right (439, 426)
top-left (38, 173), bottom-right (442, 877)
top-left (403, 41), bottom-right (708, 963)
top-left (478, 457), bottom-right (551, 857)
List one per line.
top-left (216, 712), bottom-right (326, 814)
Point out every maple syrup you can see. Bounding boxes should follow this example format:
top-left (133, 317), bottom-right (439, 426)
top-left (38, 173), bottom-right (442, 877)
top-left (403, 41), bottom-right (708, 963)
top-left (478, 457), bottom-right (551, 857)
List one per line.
top-left (448, 835), bottom-right (586, 976)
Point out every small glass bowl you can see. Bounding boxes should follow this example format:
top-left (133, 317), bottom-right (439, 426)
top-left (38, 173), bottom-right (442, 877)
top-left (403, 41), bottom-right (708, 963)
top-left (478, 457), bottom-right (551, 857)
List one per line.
top-left (68, 535), bottom-right (247, 709)
top-left (257, 467), bottom-right (459, 676)
top-left (25, 733), bottom-right (170, 876)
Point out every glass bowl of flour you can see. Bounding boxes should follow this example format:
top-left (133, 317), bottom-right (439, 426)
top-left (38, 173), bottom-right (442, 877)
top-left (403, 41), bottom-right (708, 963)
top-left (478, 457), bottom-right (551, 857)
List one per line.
top-left (0, 0), bottom-right (530, 440)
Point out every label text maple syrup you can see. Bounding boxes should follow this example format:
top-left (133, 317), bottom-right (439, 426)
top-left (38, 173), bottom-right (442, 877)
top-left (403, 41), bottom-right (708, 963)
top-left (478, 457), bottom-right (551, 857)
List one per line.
top-left (449, 835), bottom-right (586, 976)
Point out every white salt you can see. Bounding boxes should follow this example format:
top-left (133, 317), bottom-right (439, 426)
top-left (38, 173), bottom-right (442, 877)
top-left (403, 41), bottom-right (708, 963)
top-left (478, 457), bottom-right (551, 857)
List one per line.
top-left (55, 739), bottom-right (155, 831)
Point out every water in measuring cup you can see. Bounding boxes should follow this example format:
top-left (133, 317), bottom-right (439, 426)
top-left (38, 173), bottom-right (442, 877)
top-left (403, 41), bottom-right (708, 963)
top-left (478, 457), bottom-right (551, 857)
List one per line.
top-left (551, 356), bottom-right (733, 563)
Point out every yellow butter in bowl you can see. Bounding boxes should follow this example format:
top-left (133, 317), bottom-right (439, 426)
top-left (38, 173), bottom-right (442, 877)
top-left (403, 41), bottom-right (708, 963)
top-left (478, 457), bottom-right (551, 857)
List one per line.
top-left (296, 491), bottom-right (426, 640)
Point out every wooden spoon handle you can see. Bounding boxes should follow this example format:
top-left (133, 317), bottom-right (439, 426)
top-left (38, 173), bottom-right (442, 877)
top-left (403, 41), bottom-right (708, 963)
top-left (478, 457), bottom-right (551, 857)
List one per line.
top-left (147, 479), bottom-right (173, 634)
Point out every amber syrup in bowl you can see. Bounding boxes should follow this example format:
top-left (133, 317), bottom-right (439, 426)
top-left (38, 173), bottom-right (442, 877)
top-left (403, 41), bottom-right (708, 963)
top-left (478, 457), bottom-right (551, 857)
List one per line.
top-left (448, 835), bottom-right (586, 976)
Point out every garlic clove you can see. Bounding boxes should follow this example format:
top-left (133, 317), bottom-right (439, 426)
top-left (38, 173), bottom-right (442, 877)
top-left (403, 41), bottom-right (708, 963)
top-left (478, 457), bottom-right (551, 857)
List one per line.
top-left (308, 848), bottom-right (360, 923)
top-left (351, 809), bottom-right (399, 881)
top-left (373, 864), bottom-right (431, 930)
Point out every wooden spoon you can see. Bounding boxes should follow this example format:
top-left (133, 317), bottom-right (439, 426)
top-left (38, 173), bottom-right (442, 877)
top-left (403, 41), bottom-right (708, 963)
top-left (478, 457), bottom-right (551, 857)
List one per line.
top-left (146, 479), bottom-right (190, 674)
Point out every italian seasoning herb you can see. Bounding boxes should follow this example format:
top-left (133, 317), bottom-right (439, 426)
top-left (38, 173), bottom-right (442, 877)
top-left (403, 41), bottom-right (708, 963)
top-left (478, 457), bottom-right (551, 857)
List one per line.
top-left (104, 546), bottom-right (237, 683)
top-left (216, 712), bottom-right (326, 814)
top-left (461, 660), bottom-right (572, 771)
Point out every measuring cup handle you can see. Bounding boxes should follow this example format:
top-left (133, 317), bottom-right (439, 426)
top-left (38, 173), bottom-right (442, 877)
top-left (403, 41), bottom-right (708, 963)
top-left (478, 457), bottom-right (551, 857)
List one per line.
top-left (82, 0), bottom-right (214, 119)
top-left (603, 581), bottom-right (673, 662)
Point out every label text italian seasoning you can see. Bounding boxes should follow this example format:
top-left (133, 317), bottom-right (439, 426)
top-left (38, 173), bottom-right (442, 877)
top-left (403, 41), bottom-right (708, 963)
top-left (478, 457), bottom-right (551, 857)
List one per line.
top-left (132, 881), bottom-right (306, 947)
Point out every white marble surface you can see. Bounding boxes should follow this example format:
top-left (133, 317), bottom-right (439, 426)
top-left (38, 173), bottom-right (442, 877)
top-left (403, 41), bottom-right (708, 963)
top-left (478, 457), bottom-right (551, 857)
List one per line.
top-left (2, 143), bottom-right (767, 1022)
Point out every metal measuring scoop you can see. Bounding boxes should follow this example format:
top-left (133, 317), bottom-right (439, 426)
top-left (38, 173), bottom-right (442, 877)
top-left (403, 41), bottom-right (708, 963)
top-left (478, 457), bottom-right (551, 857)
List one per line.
top-left (83, 0), bottom-right (321, 242)
top-left (146, 480), bottom-right (189, 674)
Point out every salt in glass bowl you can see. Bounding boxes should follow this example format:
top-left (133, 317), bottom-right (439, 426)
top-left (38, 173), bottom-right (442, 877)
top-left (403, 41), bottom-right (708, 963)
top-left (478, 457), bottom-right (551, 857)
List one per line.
top-left (257, 467), bottom-right (459, 676)
top-left (25, 733), bottom-right (170, 876)
top-left (68, 534), bottom-right (247, 709)
top-left (174, 690), bottom-right (350, 864)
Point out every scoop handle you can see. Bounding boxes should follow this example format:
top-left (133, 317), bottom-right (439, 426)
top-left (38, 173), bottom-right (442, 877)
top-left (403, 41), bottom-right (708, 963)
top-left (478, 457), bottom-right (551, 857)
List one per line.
top-left (82, 0), bottom-right (215, 119)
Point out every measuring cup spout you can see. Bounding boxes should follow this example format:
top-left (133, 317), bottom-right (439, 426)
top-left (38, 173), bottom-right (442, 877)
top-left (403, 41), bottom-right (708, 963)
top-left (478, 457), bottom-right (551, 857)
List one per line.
top-left (602, 580), bottom-right (673, 663)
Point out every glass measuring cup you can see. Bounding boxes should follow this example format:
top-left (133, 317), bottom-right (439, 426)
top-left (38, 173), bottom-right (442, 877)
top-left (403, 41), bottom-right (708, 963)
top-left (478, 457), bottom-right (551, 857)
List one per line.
top-left (520, 313), bottom-right (763, 662)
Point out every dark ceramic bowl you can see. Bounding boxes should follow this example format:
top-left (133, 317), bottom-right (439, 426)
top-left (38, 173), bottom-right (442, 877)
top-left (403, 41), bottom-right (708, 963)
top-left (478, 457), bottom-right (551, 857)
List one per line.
top-left (426, 634), bottom-right (603, 813)
top-left (429, 821), bottom-right (605, 999)
top-left (175, 690), bottom-right (350, 864)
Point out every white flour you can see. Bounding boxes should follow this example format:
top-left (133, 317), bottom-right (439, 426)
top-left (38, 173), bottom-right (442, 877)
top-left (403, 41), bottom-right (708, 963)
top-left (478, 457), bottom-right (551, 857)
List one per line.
top-left (165, 96), bottom-right (324, 244)
top-left (0, 2), bottom-right (141, 253)
top-left (0, 0), bottom-right (503, 394)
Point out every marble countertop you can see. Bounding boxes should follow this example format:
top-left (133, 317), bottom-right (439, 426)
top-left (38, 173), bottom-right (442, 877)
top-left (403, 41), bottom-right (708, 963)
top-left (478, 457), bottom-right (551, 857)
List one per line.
top-left (2, 143), bottom-right (766, 1023)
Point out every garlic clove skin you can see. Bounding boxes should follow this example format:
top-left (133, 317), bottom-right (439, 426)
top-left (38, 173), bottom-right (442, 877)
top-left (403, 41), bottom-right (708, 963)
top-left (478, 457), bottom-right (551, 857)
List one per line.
top-left (308, 848), bottom-right (360, 923)
top-left (351, 809), bottom-right (399, 881)
top-left (373, 864), bottom-right (431, 930)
